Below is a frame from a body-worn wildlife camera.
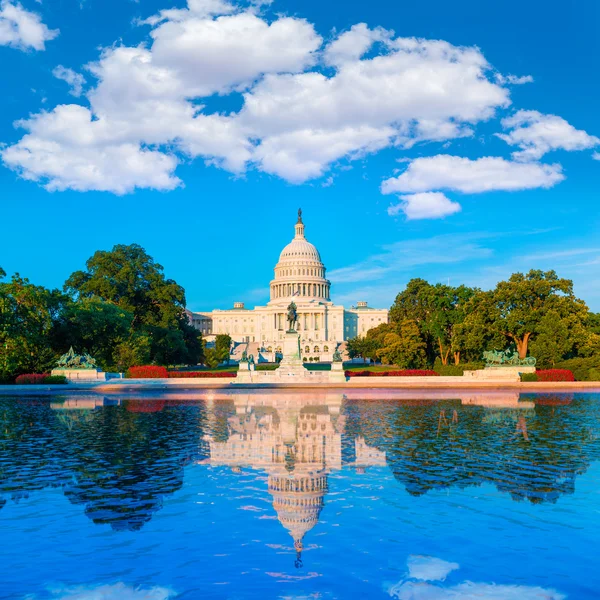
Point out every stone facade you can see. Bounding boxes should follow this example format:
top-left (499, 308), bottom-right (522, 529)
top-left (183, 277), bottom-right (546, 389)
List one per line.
top-left (189, 212), bottom-right (388, 361)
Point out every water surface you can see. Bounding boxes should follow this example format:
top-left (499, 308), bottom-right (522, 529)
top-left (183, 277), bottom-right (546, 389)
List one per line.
top-left (1, 390), bottom-right (599, 599)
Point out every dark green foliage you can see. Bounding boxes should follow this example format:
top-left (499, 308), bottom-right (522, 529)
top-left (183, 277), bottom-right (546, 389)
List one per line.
top-left (43, 375), bottom-right (68, 384)
top-left (552, 357), bottom-right (600, 381)
top-left (433, 360), bottom-right (485, 376)
top-left (521, 373), bottom-right (538, 382)
top-left (1, 244), bottom-right (204, 379)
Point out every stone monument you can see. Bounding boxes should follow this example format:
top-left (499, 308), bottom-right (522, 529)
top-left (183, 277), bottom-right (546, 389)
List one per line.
top-left (51, 347), bottom-right (108, 381)
top-left (276, 301), bottom-right (308, 379)
top-left (329, 346), bottom-right (346, 383)
top-left (463, 349), bottom-right (536, 381)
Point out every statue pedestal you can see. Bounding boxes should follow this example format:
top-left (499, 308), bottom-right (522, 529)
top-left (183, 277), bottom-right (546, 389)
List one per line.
top-left (463, 366), bottom-right (536, 382)
top-left (236, 360), bottom-right (252, 383)
top-left (328, 361), bottom-right (346, 383)
top-left (275, 332), bottom-right (309, 379)
top-left (51, 368), bottom-right (107, 381)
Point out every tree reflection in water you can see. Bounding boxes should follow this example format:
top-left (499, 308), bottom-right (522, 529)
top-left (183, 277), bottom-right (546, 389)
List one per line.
top-left (0, 391), bottom-right (598, 536)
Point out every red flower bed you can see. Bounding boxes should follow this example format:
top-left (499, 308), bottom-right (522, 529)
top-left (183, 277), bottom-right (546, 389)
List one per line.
top-left (126, 365), bottom-right (169, 379)
top-left (345, 370), bottom-right (439, 377)
top-left (534, 393), bottom-right (574, 406)
top-left (15, 373), bottom-right (50, 385)
top-left (536, 369), bottom-right (575, 382)
top-left (168, 371), bottom-right (237, 378)
top-left (125, 400), bottom-right (166, 413)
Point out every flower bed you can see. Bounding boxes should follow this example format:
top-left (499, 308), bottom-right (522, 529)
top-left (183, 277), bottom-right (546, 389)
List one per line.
top-left (345, 370), bottom-right (439, 377)
top-left (15, 374), bottom-right (68, 385)
top-left (536, 369), bottom-right (575, 382)
top-left (168, 371), bottom-right (236, 378)
top-left (126, 365), bottom-right (169, 378)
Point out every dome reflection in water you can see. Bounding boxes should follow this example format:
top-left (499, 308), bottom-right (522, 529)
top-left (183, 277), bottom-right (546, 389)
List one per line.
top-left (0, 391), bottom-right (599, 598)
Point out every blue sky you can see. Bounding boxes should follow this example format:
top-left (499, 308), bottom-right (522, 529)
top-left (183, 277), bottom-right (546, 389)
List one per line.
top-left (0, 0), bottom-right (599, 311)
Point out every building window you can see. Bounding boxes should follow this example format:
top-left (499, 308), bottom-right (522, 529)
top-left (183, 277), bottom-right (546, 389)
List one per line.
top-left (305, 346), bottom-right (310, 353)
top-left (324, 345), bottom-right (329, 352)
top-left (314, 346), bottom-right (320, 353)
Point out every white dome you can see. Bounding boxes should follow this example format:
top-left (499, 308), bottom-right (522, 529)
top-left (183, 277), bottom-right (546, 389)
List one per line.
top-left (278, 238), bottom-right (321, 263)
top-left (269, 210), bottom-right (331, 304)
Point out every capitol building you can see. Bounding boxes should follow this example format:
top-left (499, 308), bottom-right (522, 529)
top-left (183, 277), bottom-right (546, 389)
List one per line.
top-left (189, 211), bottom-right (388, 361)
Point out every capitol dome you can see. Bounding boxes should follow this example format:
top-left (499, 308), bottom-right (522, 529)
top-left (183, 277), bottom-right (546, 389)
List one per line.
top-left (270, 210), bottom-right (331, 304)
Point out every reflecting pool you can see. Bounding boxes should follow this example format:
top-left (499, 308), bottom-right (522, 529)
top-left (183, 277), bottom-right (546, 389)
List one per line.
top-left (1, 390), bottom-right (599, 599)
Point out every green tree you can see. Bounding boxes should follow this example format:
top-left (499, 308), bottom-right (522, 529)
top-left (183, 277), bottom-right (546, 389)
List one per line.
top-left (112, 335), bottom-right (152, 372)
top-left (65, 244), bottom-right (202, 366)
top-left (376, 319), bottom-right (427, 368)
top-left (459, 270), bottom-right (587, 360)
top-left (390, 279), bottom-right (476, 365)
top-left (65, 244), bottom-right (185, 329)
top-left (52, 297), bottom-right (134, 368)
top-left (0, 274), bottom-right (66, 380)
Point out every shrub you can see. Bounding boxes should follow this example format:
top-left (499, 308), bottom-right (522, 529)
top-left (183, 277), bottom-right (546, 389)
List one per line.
top-left (14, 374), bottom-right (68, 385)
top-left (256, 364), bottom-right (278, 371)
top-left (126, 365), bottom-right (168, 378)
top-left (167, 371), bottom-right (236, 378)
top-left (521, 373), bottom-right (538, 382)
top-left (552, 357), bottom-right (600, 381)
top-left (588, 368), bottom-right (600, 381)
top-left (345, 369), bottom-right (439, 377)
top-left (43, 375), bottom-right (68, 384)
top-left (536, 369), bottom-right (575, 382)
top-left (434, 362), bottom-right (485, 376)
top-left (16, 374), bottom-right (50, 385)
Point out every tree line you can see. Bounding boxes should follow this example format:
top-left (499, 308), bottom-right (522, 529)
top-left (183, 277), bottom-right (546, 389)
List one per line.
top-left (0, 244), bottom-right (203, 382)
top-left (348, 271), bottom-right (600, 378)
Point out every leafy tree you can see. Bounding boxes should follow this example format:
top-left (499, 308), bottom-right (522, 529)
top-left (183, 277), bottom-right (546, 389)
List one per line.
top-left (461, 270), bottom-right (587, 359)
top-left (65, 244), bottom-right (185, 329)
top-left (65, 244), bottom-right (202, 366)
top-left (52, 297), bottom-right (134, 368)
top-left (112, 335), bottom-right (152, 372)
top-left (529, 309), bottom-right (588, 367)
top-left (0, 274), bottom-right (66, 380)
top-left (390, 279), bottom-right (476, 365)
top-left (376, 319), bottom-right (427, 368)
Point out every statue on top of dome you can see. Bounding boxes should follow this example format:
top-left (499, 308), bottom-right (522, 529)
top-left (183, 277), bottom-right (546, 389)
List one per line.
top-left (297, 208), bottom-right (303, 224)
top-left (286, 301), bottom-right (298, 332)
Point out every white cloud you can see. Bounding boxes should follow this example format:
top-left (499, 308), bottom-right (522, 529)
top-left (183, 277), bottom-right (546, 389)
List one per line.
top-left (389, 580), bottom-right (566, 599)
top-left (0, 0), bottom-right (58, 50)
top-left (148, 12), bottom-right (322, 96)
top-left (495, 73), bottom-right (533, 85)
top-left (2, 0), bottom-right (581, 195)
top-left (498, 110), bottom-right (600, 160)
top-left (2, 105), bottom-right (181, 194)
top-left (323, 23), bottom-right (392, 66)
top-left (381, 155), bottom-right (564, 195)
top-left (406, 555), bottom-right (459, 582)
top-left (388, 556), bottom-right (565, 600)
top-left (388, 192), bottom-right (461, 220)
top-left (52, 65), bottom-right (86, 97)
top-left (242, 37), bottom-right (509, 180)
top-left (592, 151), bottom-right (600, 160)
top-left (51, 582), bottom-right (176, 600)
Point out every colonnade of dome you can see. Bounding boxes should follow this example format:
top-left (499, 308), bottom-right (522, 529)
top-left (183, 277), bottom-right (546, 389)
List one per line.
top-left (269, 210), bottom-right (331, 303)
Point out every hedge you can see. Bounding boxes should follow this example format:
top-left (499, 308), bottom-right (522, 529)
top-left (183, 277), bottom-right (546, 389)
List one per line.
top-left (345, 370), bottom-right (439, 377)
top-left (168, 371), bottom-right (236, 378)
top-left (536, 369), bottom-right (575, 382)
top-left (15, 374), bottom-right (68, 385)
top-left (126, 366), bottom-right (169, 378)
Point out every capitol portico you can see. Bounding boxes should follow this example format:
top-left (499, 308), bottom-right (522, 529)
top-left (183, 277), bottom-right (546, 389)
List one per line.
top-left (190, 211), bottom-right (388, 361)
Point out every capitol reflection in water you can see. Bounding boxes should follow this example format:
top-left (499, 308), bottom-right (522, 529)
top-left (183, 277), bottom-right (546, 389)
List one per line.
top-left (199, 393), bottom-right (386, 566)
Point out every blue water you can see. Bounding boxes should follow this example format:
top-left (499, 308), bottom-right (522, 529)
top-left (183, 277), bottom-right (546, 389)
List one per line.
top-left (1, 391), bottom-right (599, 599)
